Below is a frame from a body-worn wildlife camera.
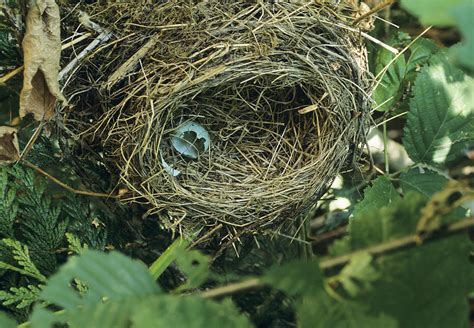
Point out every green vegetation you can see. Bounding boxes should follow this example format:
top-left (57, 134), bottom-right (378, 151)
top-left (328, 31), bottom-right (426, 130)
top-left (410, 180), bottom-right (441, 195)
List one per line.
top-left (0, 1), bottom-right (473, 327)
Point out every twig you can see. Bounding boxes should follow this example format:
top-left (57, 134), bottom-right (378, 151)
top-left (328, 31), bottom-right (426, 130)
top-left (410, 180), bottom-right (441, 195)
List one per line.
top-left (21, 160), bottom-right (118, 199)
top-left (59, 30), bottom-right (112, 82)
top-left (200, 278), bottom-right (261, 299)
top-left (0, 31), bottom-right (95, 85)
top-left (352, 0), bottom-right (395, 26)
top-left (311, 224), bottom-right (348, 245)
top-left (199, 217), bottom-right (474, 298)
top-left (319, 217), bottom-right (474, 270)
top-left (0, 66), bottom-right (23, 85)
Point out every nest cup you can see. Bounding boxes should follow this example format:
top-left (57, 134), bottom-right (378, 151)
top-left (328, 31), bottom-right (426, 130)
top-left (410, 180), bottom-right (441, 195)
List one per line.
top-left (64, 1), bottom-right (370, 238)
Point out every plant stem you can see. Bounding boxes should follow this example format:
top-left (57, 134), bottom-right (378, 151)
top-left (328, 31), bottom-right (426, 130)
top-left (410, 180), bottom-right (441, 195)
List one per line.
top-left (200, 217), bottom-right (474, 298)
top-left (200, 278), bottom-right (261, 299)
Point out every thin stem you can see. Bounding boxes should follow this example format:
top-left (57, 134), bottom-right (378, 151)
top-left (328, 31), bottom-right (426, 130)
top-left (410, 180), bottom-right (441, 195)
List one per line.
top-left (200, 278), bottom-right (261, 299)
top-left (21, 160), bottom-right (118, 199)
top-left (383, 122), bottom-right (389, 173)
top-left (200, 217), bottom-right (474, 298)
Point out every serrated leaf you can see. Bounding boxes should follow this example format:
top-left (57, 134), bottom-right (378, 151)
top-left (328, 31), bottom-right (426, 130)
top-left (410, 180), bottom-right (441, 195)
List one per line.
top-left (131, 296), bottom-right (253, 328)
top-left (403, 52), bottom-right (474, 167)
top-left (263, 260), bottom-right (323, 296)
top-left (298, 295), bottom-right (398, 328)
top-left (373, 47), bottom-right (406, 112)
top-left (328, 191), bottom-right (474, 327)
top-left (175, 249), bottom-right (211, 291)
top-left (331, 193), bottom-right (425, 256)
top-left (451, 4), bottom-right (474, 72)
top-left (337, 253), bottom-right (379, 297)
top-left (358, 233), bottom-right (474, 327)
top-left (0, 313), bottom-right (17, 328)
top-left (39, 251), bottom-right (160, 310)
top-left (374, 37), bottom-right (437, 112)
top-left (352, 176), bottom-right (400, 219)
top-left (401, 0), bottom-right (469, 26)
top-left (400, 168), bottom-right (448, 198)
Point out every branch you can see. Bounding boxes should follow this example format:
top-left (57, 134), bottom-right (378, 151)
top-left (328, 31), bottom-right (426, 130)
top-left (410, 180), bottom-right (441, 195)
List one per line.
top-left (199, 217), bottom-right (474, 298)
top-left (21, 160), bottom-right (118, 199)
top-left (320, 217), bottom-right (474, 271)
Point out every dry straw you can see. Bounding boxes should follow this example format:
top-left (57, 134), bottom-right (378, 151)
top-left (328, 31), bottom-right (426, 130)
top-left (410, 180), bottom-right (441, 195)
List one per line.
top-left (61, 0), bottom-right (371, 239)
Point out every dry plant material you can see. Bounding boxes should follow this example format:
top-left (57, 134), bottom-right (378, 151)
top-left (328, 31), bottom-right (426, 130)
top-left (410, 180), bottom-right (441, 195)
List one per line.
top-left (0, 127), bottom-right (20, 163)
top-left (20, 0), bottom-right (65, 121)
top-left (61, 1), bottom-right (371, 240)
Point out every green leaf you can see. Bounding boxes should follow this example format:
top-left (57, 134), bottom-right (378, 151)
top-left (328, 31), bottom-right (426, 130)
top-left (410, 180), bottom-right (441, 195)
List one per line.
top-left (403, 52), bottom-right (474, 167)
top-left (38, 251), bottom-right (160, 310)
top-left (264, 260), bottom-right (397, 327)
top-left (0, 285), bottom-right (41, 309)
top-left (328, 191), bottom-right (474, 327)
top-left (373, 36), bottom-right (437, 112)
top-left (359, 233), bottom-right (474, 327)
top-left (337, 253), bottom-right (379, 297)
top-left (400, 169), bottom-right (448, 198)
top-left (352, 176), bottom-right (400, 220)
top-left (401, 0), bottom-right (469, 26)
top-left (31, 251), bottom-right (252, 328)
top-left (175, 249), bottom-right (211, 291)
top-left (451, 4), bottom-right (474, 72)
top-left (373, 46), bottom-right (406, 112)
top-left (131, 296), bottom-right (253, 328)
top-left (0, 313), bottom-right (17, 328)
top-left (330, 177), bottom-right (400, 255)
top-left (0, 169), bottom-right (17, 237)
top-left (263, 260), bottom-right (323, 296)
top-left (299, 296), bottom-right (398, 328)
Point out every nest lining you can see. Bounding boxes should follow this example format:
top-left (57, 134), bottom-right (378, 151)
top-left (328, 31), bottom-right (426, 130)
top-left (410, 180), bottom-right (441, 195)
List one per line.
top-left (62, 1), bottom-right (371, 237)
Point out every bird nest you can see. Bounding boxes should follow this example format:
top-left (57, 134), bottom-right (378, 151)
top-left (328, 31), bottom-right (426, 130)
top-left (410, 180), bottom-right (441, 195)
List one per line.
top-left (61, 1), bottom-right (370, 238)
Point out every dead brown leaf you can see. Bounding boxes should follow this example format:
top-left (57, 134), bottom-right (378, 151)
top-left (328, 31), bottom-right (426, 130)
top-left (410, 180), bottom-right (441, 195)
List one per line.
top-left (0, 126), bottom-right (20, 164)
top-left (19, 0), bottom-right (66, 121)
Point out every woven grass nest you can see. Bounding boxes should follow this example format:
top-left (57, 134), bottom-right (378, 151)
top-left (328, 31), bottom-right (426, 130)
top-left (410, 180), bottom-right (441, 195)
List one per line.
top-left (64, 0), bottom-right (370, 238)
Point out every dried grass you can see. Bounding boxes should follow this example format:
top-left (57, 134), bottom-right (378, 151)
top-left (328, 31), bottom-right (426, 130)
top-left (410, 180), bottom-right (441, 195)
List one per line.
top-left (61, 0), bottom-right (371, 238)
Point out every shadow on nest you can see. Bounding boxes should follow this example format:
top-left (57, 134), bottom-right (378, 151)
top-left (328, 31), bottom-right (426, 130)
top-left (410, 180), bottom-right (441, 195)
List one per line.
top-left (62, 0), bottom-right (371, 241)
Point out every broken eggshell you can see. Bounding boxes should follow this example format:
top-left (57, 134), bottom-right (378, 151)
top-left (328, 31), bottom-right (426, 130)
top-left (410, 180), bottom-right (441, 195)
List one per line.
top-left (170, 121), bottom-right (210, 159)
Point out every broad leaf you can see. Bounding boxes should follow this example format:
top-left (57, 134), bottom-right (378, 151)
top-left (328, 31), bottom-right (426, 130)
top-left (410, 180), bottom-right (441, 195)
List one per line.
top-left (401, 0), bottom-right (469, 26)
top-left (0, 313), bottom-right (17, 328)
top-left (131, 297), bottom-right (253, 328)
top-left (373, 36), bottom-right (437, 112)
top-left (264, 260), bottom-right (397, 327)
top-left (36, 251), bottom-right (159, 311)
top-left (263, 260), bottom-right (323, 296)
top-left (329, 192), bottom-right (474, 327)
top-left (451, 4), bottom-right (474, 72)
top-left (352, 176), bottom-right (400, 220)
top-left (400, 168), bottom-right (448, 198)
top-left (330, 176), bottom-right (400, 255)
top-left (299, 296), bottom-right (397, 328)
top-left (403, 52), bottom-right (474, 167)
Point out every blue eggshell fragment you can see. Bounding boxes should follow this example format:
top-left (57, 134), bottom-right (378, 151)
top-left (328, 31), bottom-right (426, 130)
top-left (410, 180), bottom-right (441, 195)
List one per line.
top-left (170, 121), bottom-right (211, 159)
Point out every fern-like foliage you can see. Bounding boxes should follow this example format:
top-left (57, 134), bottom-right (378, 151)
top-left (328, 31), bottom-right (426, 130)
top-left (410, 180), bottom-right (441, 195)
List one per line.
top-left (0, 164), bottom-right (110, 321)
top-left (0, 168), bottom-right (17, 238)
top-left (10, 167), bottom-right (67, 273)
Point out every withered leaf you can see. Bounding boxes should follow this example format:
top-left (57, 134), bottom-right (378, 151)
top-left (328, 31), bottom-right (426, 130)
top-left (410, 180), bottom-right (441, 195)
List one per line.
top-left (0, 127), bottom-right (20, 164)
top-left (19, 0), bottom-right (66, 121)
